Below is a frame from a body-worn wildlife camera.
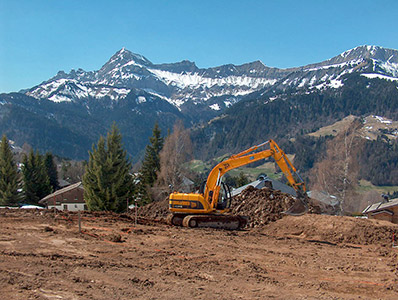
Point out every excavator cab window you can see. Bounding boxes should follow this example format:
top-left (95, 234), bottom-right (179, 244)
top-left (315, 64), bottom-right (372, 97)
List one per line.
top-left (199, 181), bottom-right (206, 194)
top-left (216, 182), bottom-right (232, 210)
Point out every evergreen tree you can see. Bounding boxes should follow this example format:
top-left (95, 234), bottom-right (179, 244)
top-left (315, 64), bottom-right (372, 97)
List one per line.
top-left (236, 171), bottom-right (249, 187)
top-left (44, 152), bottom-right (59, 191)
top-left (83, 124), bottom-right (134, 212)
top-left (0, 135), bottom-right (21, 205)
top-left (137, 122), bottom-right (164, 204)
top-left (22, 150), bottom-right (52, 204)
top-left (140, 122), bottom-right (164, 187)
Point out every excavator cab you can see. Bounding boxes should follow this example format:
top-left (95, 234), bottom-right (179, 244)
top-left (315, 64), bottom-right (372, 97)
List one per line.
top-left (216, 182), bottom-right (232, 210)
top-left (199, 180), bottom-right (232, 210)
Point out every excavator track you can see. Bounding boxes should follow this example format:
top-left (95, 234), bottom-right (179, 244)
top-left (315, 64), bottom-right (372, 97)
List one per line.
top-left (167, 214), bottom-right (247, 230)
top-left (182, 214), bottom-right (247, 230)
top-left (166, 213), bottom-right (185, 226)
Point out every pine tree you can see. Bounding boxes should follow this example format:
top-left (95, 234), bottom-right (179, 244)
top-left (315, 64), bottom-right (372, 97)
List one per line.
top-left (0, 135), bottom-right (21, 205)
top-left (83, 124), bottom-right (134, 212)
top-left (137, 122), bottom-right (164, 204)
top-left (44, 152), bottom-right (59, 191)
top-left (140, 122), bottom-right (163, 187)
top-left (22, 150), bottom-right (52, 204)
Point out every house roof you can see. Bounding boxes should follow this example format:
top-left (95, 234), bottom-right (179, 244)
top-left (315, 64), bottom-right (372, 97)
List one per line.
top-left (39, 182), bottom-right (84, 204)
top-left (231, 177), bottom-right (296, 197)
top-left (362, 198), bottom-right (398, 214)
top-left (307, 190), bottom-right (339, 207)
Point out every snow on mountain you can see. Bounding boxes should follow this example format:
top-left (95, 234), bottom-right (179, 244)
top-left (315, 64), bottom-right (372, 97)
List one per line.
top-left (282, 45), bottom-right (398, 91)
top-left (25, 45), bottom-right (398, 113)
top-left (361, 73), bottom-right (398, 82)
top-left (147, 68), bottom-right (277, 90)
top-left (27, 79), bottom-right (131, 102)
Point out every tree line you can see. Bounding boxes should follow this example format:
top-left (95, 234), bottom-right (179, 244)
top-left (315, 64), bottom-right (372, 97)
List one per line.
top-left (83, 121), bottom-right (193, 212)
top-left (0, 135), bottom-right (59, 206)
top-left (0, 120), bottom-right (193, 212)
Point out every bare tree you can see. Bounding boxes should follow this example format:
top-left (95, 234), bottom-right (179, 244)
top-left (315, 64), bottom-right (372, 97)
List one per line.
top-left (155, 121), bottom-right (193, 198)
top-left (310, 119), bottom-right (363, 215)
top-left (355, 190), bottom-right (380, 213)
top-left (60, 160), bottom-right (86, 184)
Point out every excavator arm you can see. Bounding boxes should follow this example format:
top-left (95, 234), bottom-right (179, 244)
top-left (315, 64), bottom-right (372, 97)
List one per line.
top-left (203, 140), bottom-right (306, 210)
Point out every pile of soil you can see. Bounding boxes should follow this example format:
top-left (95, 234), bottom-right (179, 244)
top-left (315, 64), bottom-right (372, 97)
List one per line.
top-left (137, 199), bottom-right (169, 219)
top-left (230, 186), bottom-right (304, 227)
top-left (265, 214), bottom-right (398, 246)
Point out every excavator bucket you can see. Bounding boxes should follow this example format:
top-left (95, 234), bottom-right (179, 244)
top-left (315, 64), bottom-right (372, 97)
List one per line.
top-left (283, 197), bottom-right (308, 216)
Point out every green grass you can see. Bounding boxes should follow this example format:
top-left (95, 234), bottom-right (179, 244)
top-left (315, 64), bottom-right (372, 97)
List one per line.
top-left (188, 160), bottom-right (209, 173)
top-left (358, 180), bottom-right (398, 194)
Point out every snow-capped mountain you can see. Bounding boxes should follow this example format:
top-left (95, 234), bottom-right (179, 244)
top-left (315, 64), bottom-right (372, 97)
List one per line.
top-left (25, 48), bottom-right (290, 114)
top-left (281, 45), bottom-right (398, 90)
top-left (26, 45), bottom-right (398, 117)
top-left (2, 44), bottom-right (397, 160)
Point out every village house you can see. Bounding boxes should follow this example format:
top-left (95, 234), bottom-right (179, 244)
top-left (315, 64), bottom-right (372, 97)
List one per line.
top-left (362, 196), bottom-right (398, 224)
top-left (39, 182), bottom-right (86, 211)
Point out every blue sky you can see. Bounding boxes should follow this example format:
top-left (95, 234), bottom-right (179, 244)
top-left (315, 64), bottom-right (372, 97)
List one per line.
top-left (1, 0), bottom-right (397, 93)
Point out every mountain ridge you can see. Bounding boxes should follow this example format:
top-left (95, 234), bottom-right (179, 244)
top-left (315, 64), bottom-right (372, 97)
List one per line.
top-left (25, 45), bottom-right (398, 112)
top-left (1, 44), bottom-right (398, 161)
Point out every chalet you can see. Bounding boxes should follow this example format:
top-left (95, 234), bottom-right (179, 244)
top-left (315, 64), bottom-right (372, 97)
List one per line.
top-left (362, 197), bottom-right (398, 224)
top-left (39, 182), bottom-right (86, 211)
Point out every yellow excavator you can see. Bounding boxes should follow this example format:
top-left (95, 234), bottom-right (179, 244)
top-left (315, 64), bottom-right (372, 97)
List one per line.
top-left (167, 140), bottom-right (308, 229)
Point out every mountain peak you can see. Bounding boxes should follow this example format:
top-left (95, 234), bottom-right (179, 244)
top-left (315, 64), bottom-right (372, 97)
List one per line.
top-left (338, 45), bottom-right (398, 63)
top-left (111, 48), bottom-right (151, 66)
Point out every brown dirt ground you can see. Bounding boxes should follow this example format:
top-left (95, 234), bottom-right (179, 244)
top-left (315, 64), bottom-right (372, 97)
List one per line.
top-left (1, 208), bottom-right (398, 300)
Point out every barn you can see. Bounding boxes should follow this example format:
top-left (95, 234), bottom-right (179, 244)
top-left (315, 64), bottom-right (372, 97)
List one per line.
top-left (39, 182), bottom-right (86, 211)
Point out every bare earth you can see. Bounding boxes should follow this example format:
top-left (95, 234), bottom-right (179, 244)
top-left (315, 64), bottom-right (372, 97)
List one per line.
top-left (1, 209), bottom-right (398, 300)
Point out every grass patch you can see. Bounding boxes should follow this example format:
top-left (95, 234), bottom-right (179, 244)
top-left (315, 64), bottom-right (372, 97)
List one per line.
top-left (358, 180), bottom-right (398, 194)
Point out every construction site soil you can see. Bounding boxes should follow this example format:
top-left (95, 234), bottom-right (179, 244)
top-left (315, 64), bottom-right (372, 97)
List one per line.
top-left (1, 188), bottom-right (398, 299)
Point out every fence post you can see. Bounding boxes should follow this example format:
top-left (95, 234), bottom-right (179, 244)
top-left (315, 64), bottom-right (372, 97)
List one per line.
top-left (135, 199), bottom-right (138, 227)
top-left (78, 210), bottom-right (81, 233)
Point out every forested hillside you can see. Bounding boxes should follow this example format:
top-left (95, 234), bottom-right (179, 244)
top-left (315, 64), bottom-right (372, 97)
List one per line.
top-left (192, 73), bottom-right (398, 159)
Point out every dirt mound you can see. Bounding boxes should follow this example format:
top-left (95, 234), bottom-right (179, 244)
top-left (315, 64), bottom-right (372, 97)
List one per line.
top-left (137, 199), bottom-right (169, 219)
top-left (230, 186), bottom-right (306, 227)
top-left (265, 214), bottom-right (398, 246)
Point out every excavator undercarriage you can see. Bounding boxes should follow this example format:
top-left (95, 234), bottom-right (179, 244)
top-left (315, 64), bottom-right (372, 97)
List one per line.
top-left (167, 213), bottom-right (248, 230)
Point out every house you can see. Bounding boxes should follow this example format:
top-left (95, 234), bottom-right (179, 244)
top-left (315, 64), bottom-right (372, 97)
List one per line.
top-left (231, 175), bottom-right (296, 197)
top-left (362, 196), bottom-right (398, 224)
top-left (39, 182), bottom-right (86, 211)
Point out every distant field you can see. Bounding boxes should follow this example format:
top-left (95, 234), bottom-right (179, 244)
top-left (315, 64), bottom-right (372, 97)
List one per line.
top-left (309, 115), bottom-right (357, 137)
top-left (358, 179), bottom-right (398, 194)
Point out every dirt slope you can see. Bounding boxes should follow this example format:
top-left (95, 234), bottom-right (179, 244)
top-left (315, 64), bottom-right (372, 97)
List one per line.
top-left (1, 208), bottom-right (398, 300)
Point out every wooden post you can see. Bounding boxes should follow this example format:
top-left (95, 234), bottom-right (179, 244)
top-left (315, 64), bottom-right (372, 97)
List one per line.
top-left (78, 210), bottom-right (81, 233)
top-left (135, 199), bottom-right (138, 227)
